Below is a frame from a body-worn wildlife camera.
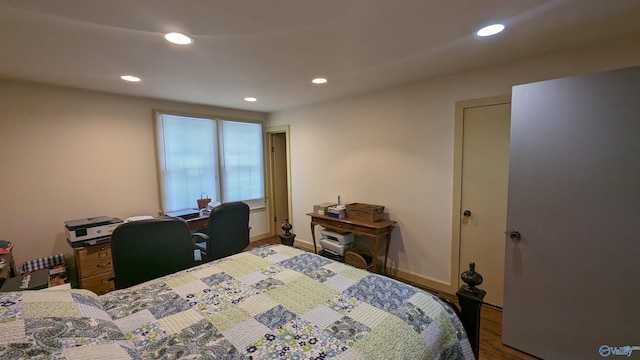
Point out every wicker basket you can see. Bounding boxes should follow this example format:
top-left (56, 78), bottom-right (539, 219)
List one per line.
top-left (344, 242), bottom-right (375, 271)
top-left (197, 193), bottom-right (211, 210)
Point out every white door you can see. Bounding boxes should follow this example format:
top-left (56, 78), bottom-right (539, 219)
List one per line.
top-left (459, 102), bottom-right (511, 307)
top-left (502, 67), bottom-right (640, 359)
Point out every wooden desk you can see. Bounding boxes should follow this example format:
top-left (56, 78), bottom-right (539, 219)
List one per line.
top-left (185, 215), bottom-right (209, 232)
top-left (306, 213), bottom-right (396, 273)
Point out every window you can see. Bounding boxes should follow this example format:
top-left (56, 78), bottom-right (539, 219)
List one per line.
top-left (155, 112), bottom-right (264, 213)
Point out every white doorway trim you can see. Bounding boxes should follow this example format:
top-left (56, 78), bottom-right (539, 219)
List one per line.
top-left (451, 94), bottom-right (511, 293)
top-left (265, 125), bottom-right (292, 235)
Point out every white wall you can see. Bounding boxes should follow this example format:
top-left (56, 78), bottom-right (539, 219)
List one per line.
top-left (0, 80), bottom-right (269, 269)
top-left (268, 37), bottom-right (640, 291)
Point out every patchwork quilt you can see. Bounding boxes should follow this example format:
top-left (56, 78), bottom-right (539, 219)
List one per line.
top-left (0, 245), bottom-right (474, 359)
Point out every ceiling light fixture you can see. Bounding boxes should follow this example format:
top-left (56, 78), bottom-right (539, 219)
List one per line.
top-left (312, 78), bottom-right (328, 84)
top-left (120, 75), bottom-right (141, 82)
top-left (476, 24), bottom-right (505, 37)
top-left (164, 32), bottom-right (193, 45)
top-left (244, 97), bottom-right (257, 102)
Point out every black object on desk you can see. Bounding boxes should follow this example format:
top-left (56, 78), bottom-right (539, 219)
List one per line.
top-left (0, 269), bottom-right (49, 292)
top-left (66, 235), bottom-right (112, 248)
top-left (165, 209), bottom-right (200, 220)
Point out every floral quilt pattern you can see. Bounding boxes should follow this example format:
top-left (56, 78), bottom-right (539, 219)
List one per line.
top-left (0, 245), bottom-right (474, 359)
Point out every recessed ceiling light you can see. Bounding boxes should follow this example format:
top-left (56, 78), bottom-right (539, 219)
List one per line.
top-left (312, 78), bottom-right (328, 84)
top-left (477, 24), bottom-right (505, 37)
top-left (120, 75), bottom-right (141, 82)
top-left (244, 97), bottom-right (257, 102)
top-left (164, 32), bottom-right (193, 45)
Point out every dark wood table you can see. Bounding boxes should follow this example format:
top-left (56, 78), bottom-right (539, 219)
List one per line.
top-left (185, 215), bottom-right (209, 232)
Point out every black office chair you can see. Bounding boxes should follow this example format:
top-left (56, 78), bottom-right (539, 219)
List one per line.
top-left (193, 201), bottom-right (250, 262)
top-left (111, 217), bottom-right (198, 289)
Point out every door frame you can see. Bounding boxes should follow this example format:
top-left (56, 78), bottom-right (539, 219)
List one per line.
top-left (451, 94), bottom-right (511, 292)
top-left (265, 125), bottom-right (293, 235)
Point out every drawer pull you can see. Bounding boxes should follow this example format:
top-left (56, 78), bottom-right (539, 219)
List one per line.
top-left (98, 252), bottom-right (108, 258)
top-left (97, 262), bottom-right (111, 268)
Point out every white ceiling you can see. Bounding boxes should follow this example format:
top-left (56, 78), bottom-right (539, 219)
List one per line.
top-left (1, 0), bottom-right (639, 113)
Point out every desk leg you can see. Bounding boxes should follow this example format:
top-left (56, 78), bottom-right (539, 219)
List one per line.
top-left (310, 222), bottom-right (318, 254)
top-left (383, 231), bottom-right (391, 274)
top-left (369, 234), bottom-right (379, 272)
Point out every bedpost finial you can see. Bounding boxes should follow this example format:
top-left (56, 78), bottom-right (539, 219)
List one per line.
top-left (281, 218), bottom-right (292, 236)
top-left (278, 219), bottom-right (296, 246)
top-left (461, 261), bottom-right (483, 294)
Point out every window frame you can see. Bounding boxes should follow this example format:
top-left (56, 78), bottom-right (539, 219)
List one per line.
top-left (154, 110), bottom-right (266, 213)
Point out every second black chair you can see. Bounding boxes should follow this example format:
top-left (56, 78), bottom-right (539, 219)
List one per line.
top-left (193, 201), bottom-right (250, 261)
top-left (111, 217), bottom-right (198, 289)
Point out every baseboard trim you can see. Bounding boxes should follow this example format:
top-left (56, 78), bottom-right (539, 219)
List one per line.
top-left (250, 232), bottom-right (272, 243)
top-left (293, 239), bottom-right (315, 252)
top-left (391, 268), bottom-right (455, 295)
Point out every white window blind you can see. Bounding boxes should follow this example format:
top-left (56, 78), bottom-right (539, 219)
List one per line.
top-left (220, 120), bottom-right (264, 202)
top-left (155, 113), bottom-right (264, 213)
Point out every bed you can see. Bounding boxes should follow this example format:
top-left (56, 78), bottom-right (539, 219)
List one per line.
top-left (0, 245), bottom-right (476, 359)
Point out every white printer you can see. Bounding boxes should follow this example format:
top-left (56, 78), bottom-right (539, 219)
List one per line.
top-left (319, 229), bottom-right (354, 256)
top-left (65, 216), bottom-right (123, 247)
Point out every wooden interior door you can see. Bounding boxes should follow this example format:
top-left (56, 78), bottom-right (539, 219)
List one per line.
top-left (459, 102), bottom-right (511, 308)
top-left (502, 66), bottom-right (640, 359)
top-left (271, 132), bottom-right (289, 231)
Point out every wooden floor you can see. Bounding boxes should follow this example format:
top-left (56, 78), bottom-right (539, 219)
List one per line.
top-left (248, 237), bottom-right (539, 360)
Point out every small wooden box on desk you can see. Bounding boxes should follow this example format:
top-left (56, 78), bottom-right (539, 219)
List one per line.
top-left (73, 242), bottom-right (114, 295)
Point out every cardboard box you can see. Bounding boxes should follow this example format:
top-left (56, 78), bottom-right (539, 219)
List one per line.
top-left (314, 203), bottom-right (337, 215)
top-left (346, 203), bottom-right (385, 222)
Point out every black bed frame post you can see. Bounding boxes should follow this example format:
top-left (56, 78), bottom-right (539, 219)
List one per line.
top-left (457, 286), bottom-right (486, 358)
top-left (277, 219), bottom-right (296, 246)
top-left (457, 262), bottom-right (486, 359)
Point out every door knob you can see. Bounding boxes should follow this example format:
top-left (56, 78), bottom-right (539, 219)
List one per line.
top-left (463, 210), bottom-right (472, 217)
top-left (508, 230), bottom-right (521, 241)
